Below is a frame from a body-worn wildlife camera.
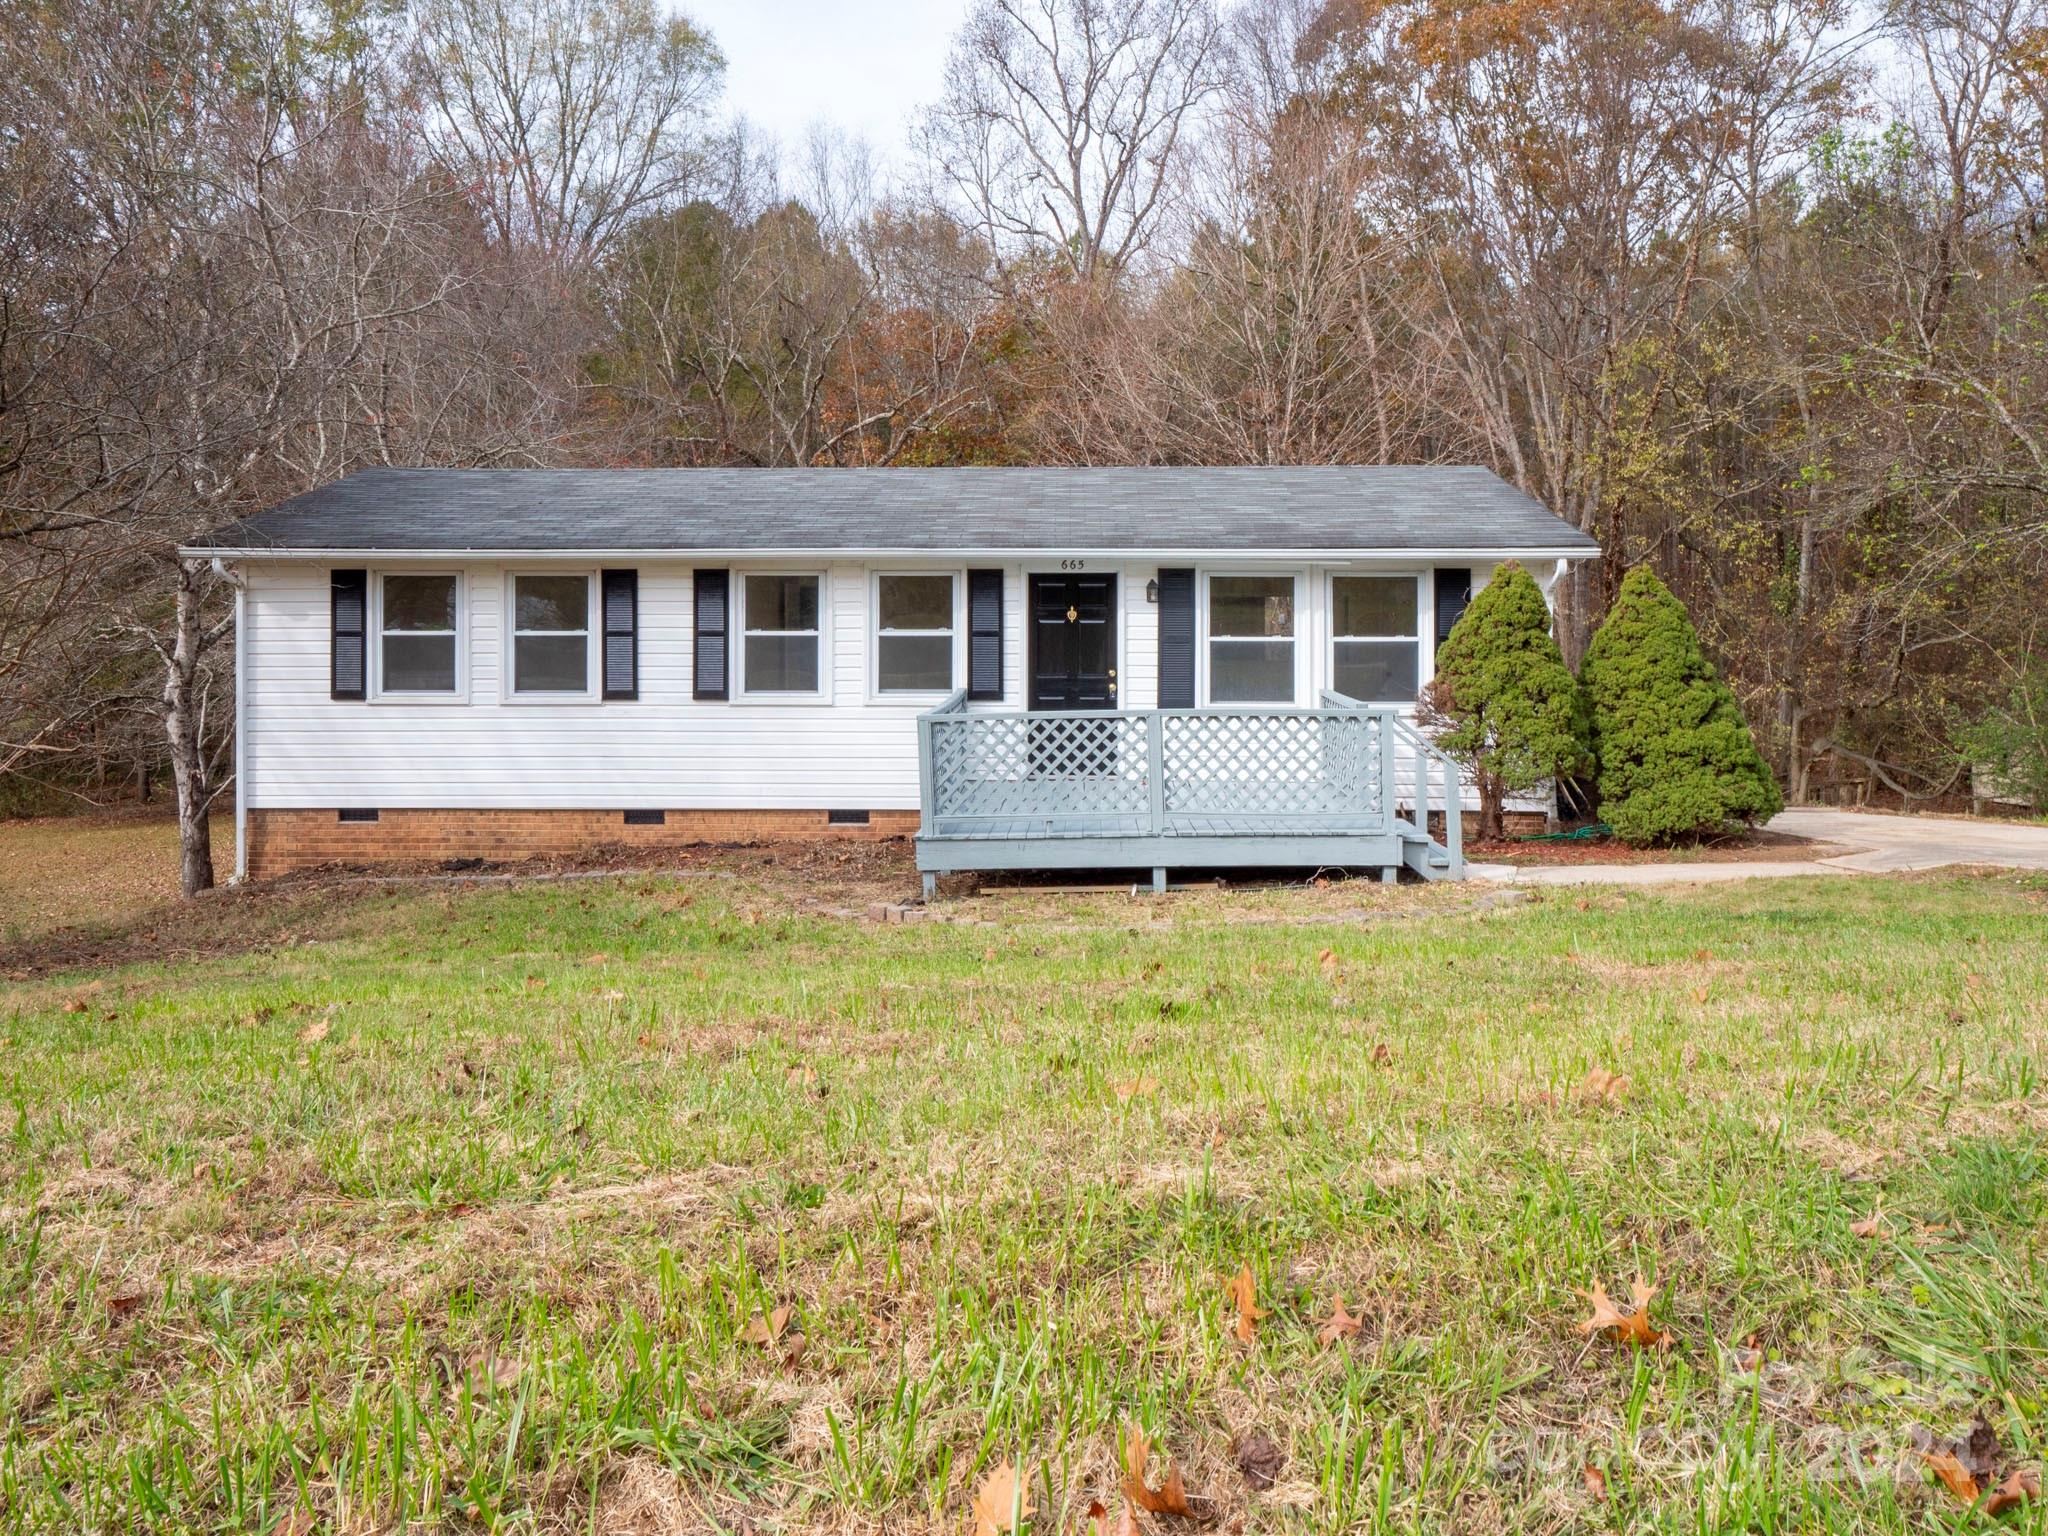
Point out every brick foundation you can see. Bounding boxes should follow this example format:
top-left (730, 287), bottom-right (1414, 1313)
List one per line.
top-left (245, 807), bottom-right (919, 879)
top-left (1421, 809), bottom-right (1549, 839)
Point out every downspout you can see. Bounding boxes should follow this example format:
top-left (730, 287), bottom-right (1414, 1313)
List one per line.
top-left (213, 558), bottom-right (247, 884)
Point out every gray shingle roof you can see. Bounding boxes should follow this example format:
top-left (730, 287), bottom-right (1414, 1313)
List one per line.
top-left (189, 466), bottom-right (1599, 555)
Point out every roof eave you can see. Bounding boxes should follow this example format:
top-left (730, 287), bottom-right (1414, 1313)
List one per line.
top-left (183, 543), bottom-right (1602, 562)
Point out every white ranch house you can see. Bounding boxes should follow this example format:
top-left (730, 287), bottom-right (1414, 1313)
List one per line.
top-left (186, 466), bottom-right (1600, 890)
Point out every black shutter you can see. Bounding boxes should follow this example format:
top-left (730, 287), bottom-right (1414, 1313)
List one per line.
top-left (966, 569), bottom-right (1004, 701)
top-left (331, 569), bottom-right (367, 701)
top-left (693, 569), bottom-right (729, 700)
top-left (601, 569), bottom-right (638, 700)
top-left (1434, 567), bottom-right (1473, 660)
top-left (1156, 567), bottom-right (1195, 708)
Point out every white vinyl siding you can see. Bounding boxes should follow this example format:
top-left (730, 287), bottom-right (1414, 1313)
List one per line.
top-left (236, 556), bottom-right (1546, 815)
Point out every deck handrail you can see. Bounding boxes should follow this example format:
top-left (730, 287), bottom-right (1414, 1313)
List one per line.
top-left (915, 690), bottom-right (969, 831)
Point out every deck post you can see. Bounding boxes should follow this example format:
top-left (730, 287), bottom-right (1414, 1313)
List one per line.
top-left (1377, 708), bottom-right (1397, 833)
top-left (922, 871), bottom-right (937, 900)
top-left (917, 713), bottom-right (939, 833)
top-left (1441, 752), bottom-right (1464, 878)
top-left (1152, 867), bottom-right (1167, 895)
top-left (1145, 713), bottom-right (1167, 836)
top-left (1381, 865), bottom-right (1398, 884)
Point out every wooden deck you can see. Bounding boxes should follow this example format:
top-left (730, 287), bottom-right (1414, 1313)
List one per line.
top-left (914, 691), bottom-right (1463, 893)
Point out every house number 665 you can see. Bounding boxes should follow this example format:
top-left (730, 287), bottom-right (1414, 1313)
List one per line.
top-left (1059, 558), bottom-right (1086, 571)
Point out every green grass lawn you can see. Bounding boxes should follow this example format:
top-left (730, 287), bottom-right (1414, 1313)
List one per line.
top-left (1, 865), bottom-right (2044, 1533)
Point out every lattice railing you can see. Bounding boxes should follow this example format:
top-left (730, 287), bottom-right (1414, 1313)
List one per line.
top-left (918, 691), bottom-right (1395, 835)
top-left (1161, 710), bottom-right (1382, 820)
top-left (927, 709), bottom-right (1153, 821)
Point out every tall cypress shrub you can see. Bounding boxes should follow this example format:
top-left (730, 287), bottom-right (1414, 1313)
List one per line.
top-left (1579, 567), bottom-right (1782, 844)
top-left (1421, 561), bottom-right (1588, 841)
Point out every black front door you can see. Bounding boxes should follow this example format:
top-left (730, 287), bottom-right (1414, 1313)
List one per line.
top-left (1029, 574), bottom-right (1118, 710)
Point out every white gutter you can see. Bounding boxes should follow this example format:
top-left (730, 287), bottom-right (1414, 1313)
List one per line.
top-left (212, 558), bottom-right (248, 884)
top-left (180, 544), bottom-right (1603, 563)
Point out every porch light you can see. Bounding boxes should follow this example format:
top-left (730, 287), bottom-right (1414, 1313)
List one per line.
top-left (1145, 578), bottom-right (1159, 604)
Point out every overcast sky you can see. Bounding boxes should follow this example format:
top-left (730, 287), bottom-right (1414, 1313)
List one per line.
top-left (683, 0), bottom-right (969, 167)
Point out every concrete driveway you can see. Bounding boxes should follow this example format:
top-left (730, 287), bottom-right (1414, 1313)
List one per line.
top-left (1765, 807), bottom-right (2048, 871)
top-left (1471, 806), bottom-right (2048, 885)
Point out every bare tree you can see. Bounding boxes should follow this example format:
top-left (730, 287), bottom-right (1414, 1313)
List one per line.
top-left (2, 0), bottom-right (588, 890)
top-left (411, 0), bottom-right (724, 267)
top-left (917, 0), bottom-right (1221, 284)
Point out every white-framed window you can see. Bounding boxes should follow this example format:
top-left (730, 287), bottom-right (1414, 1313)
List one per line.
top-left (1205, 573), bottom-right (1297, 703)
top-left (1330, 574), bottom-right (1424, 704)
top-left (509, 572), bottom-right (594, 696)
top-left (740, 572), bottom-right (824, 695)
top-left (375, 572), bottom-right (461, 696)
top-left (874, 572), bottom-right (957, 694)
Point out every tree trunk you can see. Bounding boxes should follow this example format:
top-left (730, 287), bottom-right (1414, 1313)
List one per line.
top-left (1477, 770), bottom-right (1506, 842)
top-left (163, 559), bottom-right (217, 896)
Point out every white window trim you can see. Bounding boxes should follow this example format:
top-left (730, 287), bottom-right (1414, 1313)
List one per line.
top-left (735, 569), bottom-right (831, 705)
top-left (370, 570), bottom-right (466, 704)
top-left (870, 569), bottom-right (964, 702)
top-left (1327, 570), bottom-right (1428, 706)
top-left (1199, 570), bottom-right (1304, 707)
top-left (502, 570), bottom-right (599, 704)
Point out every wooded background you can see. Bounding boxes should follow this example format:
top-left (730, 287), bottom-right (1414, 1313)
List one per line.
top-left (4, 0), bottom-right (2044, 871)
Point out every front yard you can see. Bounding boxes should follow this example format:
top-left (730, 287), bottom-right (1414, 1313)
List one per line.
top-left (0, 826), bottom-right (2043, 1532)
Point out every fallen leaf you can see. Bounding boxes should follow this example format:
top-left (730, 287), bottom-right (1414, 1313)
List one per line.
top-left (1085, 1498), bottom-right (1141, 1536)
top-left (1849, 1203), bottom-right (1886, 1239)
top-left (524, 974), bottom-right (547, 990)
top-left (1576, 1275), bottom-right (1674, 1350)
top-left (1369, 1042), bottom-right (1392, 1065)
top-left (970, 1460), bottom-right (1033, 1536)
top-left (598, 988), bottom-right (626, 1003)
top-left (270, 1513), bottom-right (319, 1536)
top-left (105, 1289), bottom-right (145, 1317)
top-left (1691, 984), bottom-right (1710, 1004)
top-left (786, 1063), bottom-right (818, 1087)
top-left (1983, 1468), bottom-right (2039, 1516)
top-left (1316, 1295), bottom-right (1362, 1348)
top-left (1924, 1449), bottom-right (1981, 1504)
top-left (1576, 1067), bottom-right (1631, 1105)
top-left (741, 1304), bottom-right (792, 1347)
top-left (1234, 1429), bottom-right (1284, 1490)
top-left (1112, 1075), bottom-right (1160, 1102)
top-left (637, 1032), bottom-right (660, 1048)
top-left (63, 999), bottom-right (89, 1014)
top-left (1123, 1430), bottom-right (1197, 1517)
top-left (298, 1019), bottom-right (329, 1045)
top-left (1582, 1463), bottom-right (1607, 1501)
top-left (1225, 1264), bottom-right (1266, 1344)
top-left (1959, 1417), bottom-right (2006, 1484)
top-left (463, 1350), bottom-right (521, 1393)
top-left (1316, 947), bottom-right (1339, 976)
